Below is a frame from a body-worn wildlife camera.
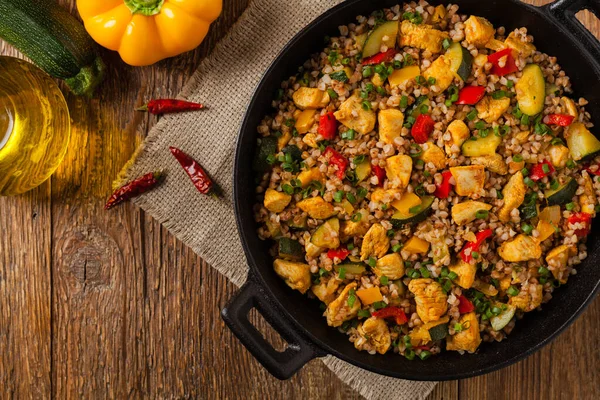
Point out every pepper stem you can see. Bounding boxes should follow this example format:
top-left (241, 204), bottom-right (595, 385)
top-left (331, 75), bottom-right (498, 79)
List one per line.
top-left (124, 0), bottom-right (164, 16)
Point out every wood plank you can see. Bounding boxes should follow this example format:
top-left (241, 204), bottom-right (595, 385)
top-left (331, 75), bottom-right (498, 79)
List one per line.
top-left (0, 185), bottom-right (52, 399)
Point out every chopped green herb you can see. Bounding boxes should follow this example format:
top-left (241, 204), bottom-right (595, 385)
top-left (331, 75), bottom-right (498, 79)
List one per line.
top-left (357, 309), bottom-right (371, 318)
top-left (338, 267), bottom-right (346, 279)
top-left (387, 229), bottom-right (395, 238)
top-left (392, 244), bottom-right (402, 252)
top-left (442, 38), bottom-right (451, 49)
top-left (380, 276), bottom-right (389, 285)
top-left (551, 137), bottom-right (564, 146)
top-left (377, 86), bottom-right (387, 96)
top-left (402, 11), bottom-right (423, 24)
top-left (507, 286), bottom-right (520, 296)
top-left (522, 223), bottom-right (533, 235)
top-left (351, 212), bottom-right (362, 222)
top-left (372, 301), bottom-right (387, 310)
top-left (341, 57), bottom-right (351, 65)
top-left (427, 76), bottom-right (436, 85)
top-left (521, 167), bottom-right (529, 176)
top-left (415, 75), bottom-right (426, 85)
top-left (419, 267), bottom-right (431, 278)
top-left (538, 266), bottom-right (550, 276)
top-left (347, 289), bottom-right (357, 307)
top-left (454, 323), bottom-right (464, 332)
top-left (346, 192), bottom-right (357, 204)
top-left (341, 129), bottom-right (356, 140)
top-left (506, 80), bottom-right (514, 88)
top-left (475, 209), bottom-right (489, 219)
top-left (285, 118), bottom-right (295, 127)
top-left (492, 90), bottom-right (509, 99)
top-left (333, 190), bottom-right (344, 203)
top-left (405, 348), bottom-right (416, 360)
top-left (566, 202), bottom-right (575, 211)
top-left (467, 109), bottom-right (478, 121)
top-left (447, 271), bottom-right (458, 280)
top-left (419, 350), bottom-right (432, 360)
top-left (362, 66), bottom-right (374, 78)
top-left (542, 163), bottom-right (551, 174)
top-left (400, 95), bottom-right (409, 109)
top-left (330, 70), bottom-right (349, 82)
top-left (367, 257), bottom-right (377, 268)
top-left (362, 100), bottom-right (372, 111)
top-left (524, 177), bottom-right (535, 187)
top-left (475, 121), bottom-right (486, 130)
top-left (328, 51), bottom-right (339, 65)
top-left (513, 154), bottom-right (523, 162)
top-left (566, 159), bottom-right (576, 169)
top-left (521, 114), bottom-right (530, 125)
top-left (471, 251), bottom-right (480, 259)
top-left (282, 184), bottom-right (294, 194)
top-left (327, 88), bottom-right (339, 99)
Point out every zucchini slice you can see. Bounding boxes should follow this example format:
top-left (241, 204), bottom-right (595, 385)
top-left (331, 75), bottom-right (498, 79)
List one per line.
top-left (311, 218), bottom-right (340, 249)
top-left (288, 214), bottom-right (308, 230)
top-left (490, 303), bottom-right (516, 331)
top-left (253, 136), bottom-right (278, 172)
top-left (461, 134), bottom-right (502, 157)
top-left (362, 21), bottom-right (399, 59)
top-left (334, 263), bottom-right (367, 276)
top-left (391, 196), bottom-right (434, 228)
top-left (545, 178), bottom-right (578, 206)
top-left (282, 145), bottom-right (303, 162)
top-left (428, 323), bottom-right (448, 341)
top-left (355, 160), bottom-right (372, 183)
top-left (278, 238), bottom-right (305, 261)
top-left (565, 122), bottom-right (600, 161)
top-left (445, 42), bottom-right (473, 81)
top-left (516, 64), bottom-right (546, 116)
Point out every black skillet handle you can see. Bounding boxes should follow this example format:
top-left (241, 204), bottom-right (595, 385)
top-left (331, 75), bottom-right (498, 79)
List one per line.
top-left (545, 0), bottom-right (600, 61)
top-left (221, 279), bottom-right (322, 380)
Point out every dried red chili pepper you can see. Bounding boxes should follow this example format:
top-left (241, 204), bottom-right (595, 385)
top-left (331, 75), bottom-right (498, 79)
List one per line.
top-left (137, 99), bottom-right (205, 115)
top-left (455, 85), bottom-right (486, 105)
top-left (372, 165), bottom-right (386, 187)
top-left (434, 170), bottom-right (453, 199)
top-left (529, 160), bottom-right (555, 181)
top-left (318, 112), bottom-right (338, 140)
top-left (327, 248), bottom-right (350, 261)
top-left (459, 228), bottom-right (493, 263)
top-left (323, 146), bottom-right (349, 180)
top-left (105, 171), bottom-right (162, 210)
top-left (372, 306), bottom-right (408, 325)
top-left (457, 295), bottom-right (475, 314)
top-left (169, 147), bottom-right (218, 197)
top-left (568, 212), bottom-right (592, 237)
top-left (411, 114), bottom-right (435, 144)
top-left (543, 114), bottom-right (575, 127)
top-left (362, 49), bottom-right (397, 66)
top-left (488, 48), bottom-right (518, 77)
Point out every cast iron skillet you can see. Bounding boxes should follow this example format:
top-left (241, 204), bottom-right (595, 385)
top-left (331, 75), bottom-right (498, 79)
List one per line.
top-left (222, 0), bottom-right (600, 381)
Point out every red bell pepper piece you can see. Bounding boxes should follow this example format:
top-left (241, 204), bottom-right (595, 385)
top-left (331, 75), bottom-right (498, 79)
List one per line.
top-left (455, 85), bottom-right (486, 105)
top-left (372, 306), bottom-right (409, 325)
top-left (529, 160), bottom-right (555, 181)
top-left (568, 212), bottom-right (592, 237)
top-left (415, 345), bottom-right (431, 351)
top-left (543, 114), bottom-right (575, 127)
top-left (327, 248), bottom-right (350, 261)
top-left (372, 165), bottom-right (386, 187)
top-left (318, 112), bottom-right (338, 140)
top-left (584, 163), bottom-right (600, 176)
top-left (362, 49), bottom-right (397, 66)
top-left (411, 114), bottom-right (435, 144)
top-left (459, 228), bottom-right (493, 263)
top-left (488, 48), bottom-right (518, 77)
top-left (434, 170), bottom-right (453, 199)
top-left (457, 295), bottom-right (475, 314)
top-left (324, 146), bottom-right (349, 180)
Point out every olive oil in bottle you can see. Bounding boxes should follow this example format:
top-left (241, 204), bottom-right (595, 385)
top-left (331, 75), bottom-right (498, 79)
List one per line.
top-left (0, 56), bottom-right (70, 196)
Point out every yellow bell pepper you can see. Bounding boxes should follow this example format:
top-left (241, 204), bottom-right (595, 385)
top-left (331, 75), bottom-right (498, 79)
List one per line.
top-left (76, 0), bottom-right (222, 66)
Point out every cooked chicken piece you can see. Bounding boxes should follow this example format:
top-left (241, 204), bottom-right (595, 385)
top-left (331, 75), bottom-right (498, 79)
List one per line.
top-left (451, 200), bottom-right (492, 225)
top-left (465, 16), bottom-right (495, 47)
top-left (423, 55), bottom-right (455, 93)
top-left (450, 165), bottom-right (486, 197)
top-left (504, 31), bottom-right (536, 58)
top-left (470, 154), bottom-right (508, 175)
top-left (297, 167), bottom-right (325, 188)
top-left (340, 213), bottom-right (370, 240)
top-left (385, 155), bottom-right (413, 190)
top-left (273, 259), bottom-right (311, 294)
top-left (421, 143), bottom-right (447, 170)
top-left (311, 277), bottom-right (341, 304)
top-left (297, 196), bottom-right (336, 220)
top-left (334, 94), bottom-right (376, 134)
top-left (360, 223), bottom-right (390, 260)
top-left (302, 133), bottom-right (320, 148)
top-left (476, 96), bottom-right (511, 123)
top-left (446, 312), bottom-right (481, 353)
top-left (398, 20), bottom-right (449, 53)
top-left (378, 108), bottom-right (404, 145)
top-left (264, 188), bottom-right (292, 213)
top-left (546, 245), bottom-right (577, 284)
top-left (445, 120), bottom-right (470, 155)
top-left (498, 234), bottom-right (542, 262)
top-left (449, 259), bottom-right (476, 289)
top-left (498, 171), bottom-right (526, 222)
top-left (509, 282), bottom-right (543, 312)
top-left (408, 278), bottom-right (448, 324)
top-left (579, 173), bottom-right (597, 215)
top-left (355, 317), bottom-right (391, 354)
top-left (547, 144), bottom-right (570, 168)
top-left (292, 87), bottom-right (330, 109)
top-left (325, 282), bottom-right (361, 327)
top-left (373, 253), bottom-right (405, 280)
top-left (371, 188), bottom-right (403, 204)
top-left (431, 4), bottom-right (447, 23)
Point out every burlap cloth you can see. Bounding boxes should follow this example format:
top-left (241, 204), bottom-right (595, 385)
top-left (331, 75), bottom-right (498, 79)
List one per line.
top-left (121, 0), bottom-right (437, 398)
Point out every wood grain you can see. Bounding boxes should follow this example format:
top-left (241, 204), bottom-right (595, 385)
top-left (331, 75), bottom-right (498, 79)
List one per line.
top-left (0, 1), bottom-right (598, 399)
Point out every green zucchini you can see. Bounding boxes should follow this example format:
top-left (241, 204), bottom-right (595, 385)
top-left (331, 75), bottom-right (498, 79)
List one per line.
top-left (362, 20), bottom-right (398, 59)
top-left (516, 64), bottom-right (545, 116)
top-left (565, 122), bottom-right (600, 161)
top-left (355, 159), bottom-right (372, 183)
top-left (282, 145), bottom-right (303, 162)
top-left (545, 178), bottom-right (577, 206)
top-left (461, 134), bottom-right (502, 157)
top-left (311, 218), bottom-right (340, 248)
top-left (0, 0), bottom-right (105, 96)
top-left (278, 238), bottom-right (304, 261)
top-left (391, 196), bottom-right (434, 228)
top-left (253, 136), bottom-right (278, 172)
top-left (334, 263), bottom-right (367, 276)
top-left (428, 323), bottom-right (448, 341)
top-left (288, 214), bottom-right (308, 230)
top-left (266, 219), bottom-right (282, 239)
top-left (490, 303), bottom-right (516, 331)
top-left (446, 42), bottom-right (473, 81)
top-left (519, 192), bottom-right (539, 220)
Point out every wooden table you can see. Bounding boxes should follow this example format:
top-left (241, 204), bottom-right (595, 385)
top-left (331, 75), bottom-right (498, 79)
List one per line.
top-left (1, 1), bottom-right (598, 398)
